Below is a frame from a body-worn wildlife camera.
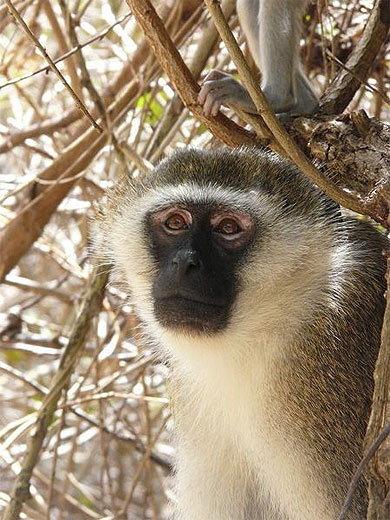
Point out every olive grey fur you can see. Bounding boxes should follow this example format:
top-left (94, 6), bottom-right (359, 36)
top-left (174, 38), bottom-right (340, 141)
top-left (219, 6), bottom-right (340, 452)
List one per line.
top-left (97, 148), bottom-right (387, 520)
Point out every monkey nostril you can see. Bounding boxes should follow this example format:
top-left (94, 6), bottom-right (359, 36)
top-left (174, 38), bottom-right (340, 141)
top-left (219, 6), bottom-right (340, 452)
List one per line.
top-left (172, 249), bottom-right (202, 274)
top-left (187, 251), bottom-right (201, 267)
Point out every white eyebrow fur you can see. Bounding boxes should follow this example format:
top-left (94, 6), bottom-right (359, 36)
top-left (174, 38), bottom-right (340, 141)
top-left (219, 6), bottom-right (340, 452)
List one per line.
top-left (135, 182), bottom-right (282, 222)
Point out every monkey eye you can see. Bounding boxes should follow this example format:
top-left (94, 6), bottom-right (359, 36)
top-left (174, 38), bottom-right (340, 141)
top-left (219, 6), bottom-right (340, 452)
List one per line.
top-left (152, 208), bottom-right (192, 235)
top-left (211, 212), bottom-right (253, 244)
top-left (165, 213), bottom-right (188, 231)
top-left (214, 218), bottom-right (240, 235)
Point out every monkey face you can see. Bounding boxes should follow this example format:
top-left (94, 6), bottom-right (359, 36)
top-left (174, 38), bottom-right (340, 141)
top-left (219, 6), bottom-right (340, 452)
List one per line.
top-left (145, 204), bottom-right (255, 334)
top-left (98, 148), bottom-right (339, 346)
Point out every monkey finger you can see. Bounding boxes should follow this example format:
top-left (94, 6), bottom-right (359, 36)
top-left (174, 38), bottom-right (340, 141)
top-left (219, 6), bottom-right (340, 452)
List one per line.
top-left (211, 96), bottom-right (228, 117)
top-left (198, 81), bottom-right (219, 105)
top-left (198, 76), bottom-right (233, 105)
top-left (202, 89), bottom-right (224, 117)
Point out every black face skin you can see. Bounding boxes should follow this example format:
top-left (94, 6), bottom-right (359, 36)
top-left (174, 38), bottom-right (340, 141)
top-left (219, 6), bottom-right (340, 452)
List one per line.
top-left (146, 203), bottom-right (255, 334)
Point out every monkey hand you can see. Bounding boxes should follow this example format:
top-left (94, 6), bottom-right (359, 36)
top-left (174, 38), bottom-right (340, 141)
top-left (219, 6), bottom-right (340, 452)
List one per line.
top-left (198, 70), bottom-right (257, 117)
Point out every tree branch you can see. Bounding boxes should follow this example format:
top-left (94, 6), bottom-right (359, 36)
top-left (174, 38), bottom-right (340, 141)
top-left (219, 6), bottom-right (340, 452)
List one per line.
top-left (125, 0), bottom-right (257, 148)
top-left (364, 254), bottom-right (390, 520)
top-left (2, 263), bottom-right (108, 520)
top-left (3, 0), bottom-right (102, 132)
top-left (320, 0), bottom-right (390, 115)
top-left (337, 424), bottom-right (390, 520)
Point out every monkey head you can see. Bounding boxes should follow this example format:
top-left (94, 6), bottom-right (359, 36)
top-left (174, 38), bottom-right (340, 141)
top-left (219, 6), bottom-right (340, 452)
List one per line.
top-left (97, 148), bottom-right (342, 356)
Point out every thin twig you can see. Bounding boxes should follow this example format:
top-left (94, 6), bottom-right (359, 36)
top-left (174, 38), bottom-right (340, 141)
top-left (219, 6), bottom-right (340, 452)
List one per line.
top-left (364, 253), bottom-right (390, 518)
top-left (42, 0), bottom-right (82, 98)
top-left (118, 414), bottom-right (170, 517)
top-left (2, 263), bottom-right (108, 520)
top-left (337, 423), bottom-right (390, 520)
top-left (3, 0), bottom-right (103, 132)
top-left (3, 274), bottom-right (73, 302)
top-left (325, 49), bottom-right (390, 106)
top-left (0, 12), bottom-right (132, 91)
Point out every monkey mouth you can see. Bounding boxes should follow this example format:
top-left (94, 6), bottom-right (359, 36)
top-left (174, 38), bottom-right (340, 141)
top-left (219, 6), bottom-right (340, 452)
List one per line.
top-left (153, 296), bottom-right (230, 334)
top-left (153, 287), bottom-right (227, 307)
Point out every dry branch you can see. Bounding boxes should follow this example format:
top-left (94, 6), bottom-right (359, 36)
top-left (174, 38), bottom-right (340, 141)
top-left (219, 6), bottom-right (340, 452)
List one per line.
top-left (364, 254), bottom-right (390, 520)
top-left (3, 0), bottom-right (101, 132)
top-left (2, 263), bottom-right (108, 520)
top-left (320, 0), bottom-right (390, 115)
top-left (58, 0), bottom-right (106, 121)
top-left (338, 424), bottom-right (390, 520)
top-left (42, 0), bottom-right (82, 99)
top-left (125, 0), bottom-right (257, 148)
top-left (0, 11), bottom-right (132, 94)
top-left (0, 13), bottom-right (142, 154)
top-left (290, 111), bottom-right (390, 216)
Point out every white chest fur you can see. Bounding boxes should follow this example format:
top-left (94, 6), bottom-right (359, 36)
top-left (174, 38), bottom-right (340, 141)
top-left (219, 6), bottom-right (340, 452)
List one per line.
top-left (163, 331), bottom-right (334, 520)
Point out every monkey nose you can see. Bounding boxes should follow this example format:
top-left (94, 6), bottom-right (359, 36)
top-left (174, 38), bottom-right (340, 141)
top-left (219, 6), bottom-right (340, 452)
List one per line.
top-left (172, 249), bottom-right (202, 275)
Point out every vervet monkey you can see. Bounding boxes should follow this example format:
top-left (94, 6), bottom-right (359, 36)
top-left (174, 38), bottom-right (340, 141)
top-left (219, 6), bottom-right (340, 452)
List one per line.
top-left (199, 0), bottom-right (318, 116)
top-left (97, 148), bottom-right (387, 520)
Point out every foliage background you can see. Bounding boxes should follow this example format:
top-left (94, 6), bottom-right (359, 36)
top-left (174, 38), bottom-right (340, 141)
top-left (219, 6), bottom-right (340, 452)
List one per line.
top-left (0, 0), bottom-right (389, 518)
